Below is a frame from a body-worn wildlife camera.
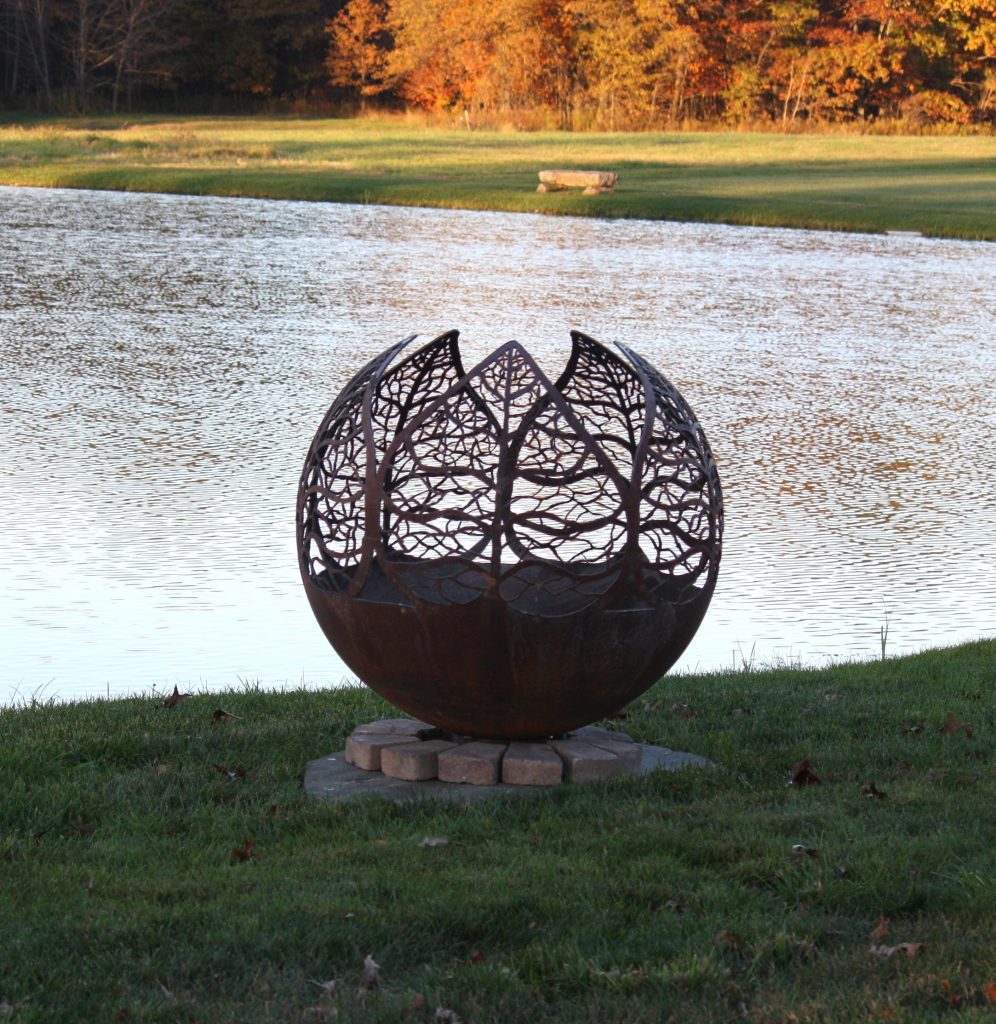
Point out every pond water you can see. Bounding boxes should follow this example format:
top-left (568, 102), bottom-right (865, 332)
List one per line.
top-left (1, 185), bottom-right (994, 706)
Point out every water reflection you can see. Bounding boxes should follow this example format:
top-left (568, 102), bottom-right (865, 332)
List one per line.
top-left (1, 186), bottom-right (994, 704)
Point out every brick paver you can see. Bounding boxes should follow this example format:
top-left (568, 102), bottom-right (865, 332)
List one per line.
top-left (345, 732), bottom-right (418, 771)
top-left (502, 741), bottom-right (565, 785)
top-left (550, 739), bottom-right (622, 782)
top-left (380, 739), bottom-right (458, 781)
top-left (437, 741), bottom-right (506, 785)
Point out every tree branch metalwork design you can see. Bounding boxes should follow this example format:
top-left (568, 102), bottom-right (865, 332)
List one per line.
top-left (298, 331), bottom-right (723, 739)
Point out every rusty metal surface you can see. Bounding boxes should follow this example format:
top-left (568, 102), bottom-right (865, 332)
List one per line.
top-left (297, 331), bottom-right (723, 740)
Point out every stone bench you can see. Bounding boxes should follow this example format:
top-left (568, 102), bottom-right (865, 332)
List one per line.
top-left (537, 169), bottom-right (619, 195)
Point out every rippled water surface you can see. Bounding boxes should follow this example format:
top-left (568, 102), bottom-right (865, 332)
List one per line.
top-left (2, 186), bottom-right (994, 704)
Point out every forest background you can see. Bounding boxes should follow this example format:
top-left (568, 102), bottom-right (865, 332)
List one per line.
top-left (1, 0), bottom-right (994, 131)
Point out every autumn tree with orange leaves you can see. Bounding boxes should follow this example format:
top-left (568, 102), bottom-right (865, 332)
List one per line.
top-left (325, 0), bottom-right (392, 109)
top-left (320, 0), bottom-right (994, 126)
top-left (1, 0), bottom-right (992, 124)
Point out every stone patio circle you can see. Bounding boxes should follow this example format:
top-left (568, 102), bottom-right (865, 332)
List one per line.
top-left (305, 717), bottom-right (711, 803)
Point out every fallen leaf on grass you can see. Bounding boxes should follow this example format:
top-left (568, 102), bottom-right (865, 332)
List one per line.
top-left (731, 707), bottom-right (753, 717)
top-left (863, 781), bottom-right (887, 800)
top-left (901, 720), bottom-right (925, 737)
top-left (789, 759), bottom-right (821, 786)
top-left (358, 954), bottom-right (380, 993)
top-left (409, 992), bottom-right (427, 1011)
top-left (67, 815), bottom-right (95, 839)
top-left (213, 763), bottom-right (246, 780)
top-left (308, 978), bottom-right (338, 997)
top-left (870, 942), bottom-right (925, 959)
top-left (230, 839), bottom-right (258, 862)
top-left (211, 708), bottom-right (241, 724)
top-left (435, 1010), bottom-right (462, 1024)
top-left (790, 844), bottom-right (819, 860)
top-left (162, 686), bottom-right (191, 708)
top-left (870, 916), bottom-right (890, 942)
top-left (420, 836), bottom-right (449, 848)
top-left (469, 950), bottom-right (485, 964)
top-left (713, 930), bottom-right (741, 951)
top-left (985, 982), bottom-right (996, 1005)
top-left (603, 708), bottom-right (630, 720)
top-left (938, 712), bottom-right (974, 739)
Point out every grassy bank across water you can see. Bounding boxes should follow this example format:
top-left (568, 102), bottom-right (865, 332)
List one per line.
top-left (1, 116), bottom-right (994, 240)
top-left (0, 640), bottom-right (993, 1022)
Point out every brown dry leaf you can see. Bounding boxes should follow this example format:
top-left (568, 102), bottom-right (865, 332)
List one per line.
top-left (153, 763), bottom-right (172, 776)
top-left (984, 982), bottom-right (996, 1005)
top-left (358, 954), bottom-right (380, 992)
top-left (790, 844), bottom-right (819, 860)
top-left (469, 950), bottom-right (485, 964)
top-left (162, 685), bottom-right (191, 708)
top-left (410, 993), bottom-right (427, 1011)
top-left (870, 915), bottom-right (890, 942)
top-left (213, 763), bottom-right (246, 780)
top-left (67, 815), bottom-right (95, 839)
top-left (790, 759), bottom-right (821, 786)
top-left (603, 708), bottom-right (630, 720)
top-left (211, 708), bottom-right (241, 724)
top-left (938, 711), bottom-right (974, 739)
top-left (863, 781), bottom-right (887, 800)
top-left (870, 942), bottom-right (925, 959)
top-left (230, 839), bottom-right (257, 862)
top-left (713, 930), bottom-right (741, 951)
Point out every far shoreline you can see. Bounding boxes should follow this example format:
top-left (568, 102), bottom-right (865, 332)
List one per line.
top-left (2, 116), bottom-right (994, 241)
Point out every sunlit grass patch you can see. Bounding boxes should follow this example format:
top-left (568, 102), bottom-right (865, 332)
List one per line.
top-left (1, 115), bottom-right (993, 239)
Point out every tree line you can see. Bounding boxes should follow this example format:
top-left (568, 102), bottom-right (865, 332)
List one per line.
top-left (2, 0), bottom-right (993, 127)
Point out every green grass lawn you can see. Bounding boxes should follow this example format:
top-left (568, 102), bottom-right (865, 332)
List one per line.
top-left (1, 115), bottom-right (994, 239)
top-left (1, 640), bottom-right (993, 1022)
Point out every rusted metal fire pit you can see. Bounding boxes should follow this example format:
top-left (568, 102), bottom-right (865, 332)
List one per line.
top-left (297, 331), bottom-right (723, 740)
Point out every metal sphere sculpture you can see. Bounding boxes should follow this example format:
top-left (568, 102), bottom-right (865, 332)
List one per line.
top-left (297, 331), bottom-right (723, 740)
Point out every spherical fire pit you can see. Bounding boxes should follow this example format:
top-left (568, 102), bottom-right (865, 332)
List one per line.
top-left (297, 331), bottom-right (722, 740)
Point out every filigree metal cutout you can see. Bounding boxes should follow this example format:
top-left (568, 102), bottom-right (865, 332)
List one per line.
top-left (298, 331), bottom-right (723, 739)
